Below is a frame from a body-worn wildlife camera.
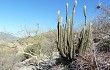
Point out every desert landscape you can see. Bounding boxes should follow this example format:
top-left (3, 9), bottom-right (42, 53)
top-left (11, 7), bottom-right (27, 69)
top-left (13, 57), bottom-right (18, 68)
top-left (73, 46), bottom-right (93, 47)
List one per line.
top-left (0, 0), bottom-right (110, 70)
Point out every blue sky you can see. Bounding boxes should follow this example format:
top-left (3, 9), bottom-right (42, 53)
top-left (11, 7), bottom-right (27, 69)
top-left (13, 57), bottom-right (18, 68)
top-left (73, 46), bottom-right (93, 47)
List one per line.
top-left (0, 0), bottom-right (110, 37)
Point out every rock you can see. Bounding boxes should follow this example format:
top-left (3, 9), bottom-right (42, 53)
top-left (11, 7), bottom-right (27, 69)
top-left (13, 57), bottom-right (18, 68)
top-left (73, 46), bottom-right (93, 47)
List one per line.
top-left (13, 57), bottom-right (38, 70)
top-left (14, 66), bottom-right (37, 70)
top-left (15, 53), bottom-right (32, 62)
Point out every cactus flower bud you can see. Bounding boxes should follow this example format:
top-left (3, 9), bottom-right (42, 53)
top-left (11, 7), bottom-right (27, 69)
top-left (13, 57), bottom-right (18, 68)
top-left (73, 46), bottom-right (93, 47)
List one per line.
top-left (74, 0), bottom-right (77, 7)
top-left (66, 3), bottom-right (68, 9)
top-left (90, 22), bottom-right (92, 26)
top-left (58, 10), bottom-right (60, 22)
top-left (58, 10), bottom-right (60, 15)
top-left (89, 22), bottom-right (92, 30)
top-left (83, 5), bottom-right (86, 17)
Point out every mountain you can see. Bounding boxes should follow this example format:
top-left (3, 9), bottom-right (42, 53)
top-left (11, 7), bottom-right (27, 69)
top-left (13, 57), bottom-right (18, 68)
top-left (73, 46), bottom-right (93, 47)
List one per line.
top-left (0, 32), bottom-right (19, 41)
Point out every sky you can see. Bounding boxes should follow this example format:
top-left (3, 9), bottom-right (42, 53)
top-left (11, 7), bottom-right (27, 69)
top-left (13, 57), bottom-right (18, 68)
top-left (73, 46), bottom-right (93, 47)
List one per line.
top-left (0, 0), bottom-right (110, 37)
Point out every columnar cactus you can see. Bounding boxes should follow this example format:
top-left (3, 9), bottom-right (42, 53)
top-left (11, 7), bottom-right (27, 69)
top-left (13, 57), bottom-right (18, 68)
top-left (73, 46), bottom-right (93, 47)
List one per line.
top-left (56, 0), bottom-right (92, 62)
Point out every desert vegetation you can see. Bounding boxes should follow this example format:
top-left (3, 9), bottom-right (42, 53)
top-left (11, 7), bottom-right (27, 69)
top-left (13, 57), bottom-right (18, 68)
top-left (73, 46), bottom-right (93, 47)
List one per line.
top-left (0, 0), bottom-right (110, 70)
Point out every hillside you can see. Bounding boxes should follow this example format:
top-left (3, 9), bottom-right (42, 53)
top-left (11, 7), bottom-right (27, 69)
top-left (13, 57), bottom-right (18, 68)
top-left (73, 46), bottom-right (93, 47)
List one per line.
top-left (0, 32), bottom-right (19, 41)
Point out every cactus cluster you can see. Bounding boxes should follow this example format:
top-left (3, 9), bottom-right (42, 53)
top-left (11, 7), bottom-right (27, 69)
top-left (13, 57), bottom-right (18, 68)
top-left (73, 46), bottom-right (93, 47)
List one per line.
top-left (56, 0), bottom-right (92, 62)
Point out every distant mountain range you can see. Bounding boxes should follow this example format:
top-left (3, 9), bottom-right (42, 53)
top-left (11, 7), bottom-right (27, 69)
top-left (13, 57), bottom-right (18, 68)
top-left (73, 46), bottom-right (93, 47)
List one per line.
top-left (0, 32), bottom-right (19, 41)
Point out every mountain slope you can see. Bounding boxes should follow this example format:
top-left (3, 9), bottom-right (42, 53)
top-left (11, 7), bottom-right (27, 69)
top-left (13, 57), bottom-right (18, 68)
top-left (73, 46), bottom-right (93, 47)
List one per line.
top-left (0, 32), bottom-right (19, 41)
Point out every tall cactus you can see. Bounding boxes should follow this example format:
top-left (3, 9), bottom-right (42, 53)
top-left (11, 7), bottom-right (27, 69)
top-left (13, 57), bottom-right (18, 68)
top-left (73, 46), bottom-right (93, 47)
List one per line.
top-left (56, 0), bottom-right (92, 62)
top-left (80, 5), bottom-right (87, 53)
top-left (57, 11), bottom-right (66, 57)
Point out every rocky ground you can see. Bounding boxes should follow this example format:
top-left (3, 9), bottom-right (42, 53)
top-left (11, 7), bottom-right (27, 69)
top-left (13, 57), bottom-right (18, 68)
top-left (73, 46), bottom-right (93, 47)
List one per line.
top-left (0, 29), bottom-right (110, 70)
